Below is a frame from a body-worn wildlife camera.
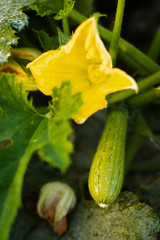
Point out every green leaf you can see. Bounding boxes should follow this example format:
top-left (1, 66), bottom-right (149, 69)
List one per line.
top-left (57, 28), bottom-right (70, 46)
top-left (30, 0), bottom-right (75, 20)
top-left (50, 81), bottom-right (82, 121)
top-left (0, 75), bottom-right (81, 240)
top-left (62, 192), bottom-right (160, 240)
top-left (36, 30), bottom-right (59, 51)
top-left (0, 74), bottom-right (42, 240)
top-left (38, 82), bottom-right (83, 172)
top-left (0, 0), bottom-right (34, 63)
top-left (54, 0), bottom-right (75, 20)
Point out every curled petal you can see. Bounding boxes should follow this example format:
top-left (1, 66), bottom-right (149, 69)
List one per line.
top-left (101, 68), bottom-right (138, 95)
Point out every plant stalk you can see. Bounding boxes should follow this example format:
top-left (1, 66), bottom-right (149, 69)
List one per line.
top-left (125, 131), bottom-right (143, 173)
top-left (109, 0), bottom-right (126, 66)
top-left (62, 17), bottom-right (70, 35)
top-left (127, 88), bottom-right (160, 107)
top-left (147, 26), bottom-right (160, 61)
top-left (131, 154), bottom-right (160, 172)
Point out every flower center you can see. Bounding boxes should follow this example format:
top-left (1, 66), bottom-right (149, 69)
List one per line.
top-left (87, 64), bottom-right (108, 84)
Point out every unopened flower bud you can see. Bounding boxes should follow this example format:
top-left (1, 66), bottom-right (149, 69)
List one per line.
top-left (37, 181), bottom-right (76, 236)
top-left (0, 58), bottom-right (38, 91)
top-left (10, 48), bottom-right (41, 61)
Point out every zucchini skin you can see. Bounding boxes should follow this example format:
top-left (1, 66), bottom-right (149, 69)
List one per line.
top-left (88, 109), bottom-right (127, 206)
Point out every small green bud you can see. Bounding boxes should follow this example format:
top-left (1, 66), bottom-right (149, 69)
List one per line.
top-left (37, 181), bottom-right (76, 236)
top-left (10, 48), bottom-right (41, 61)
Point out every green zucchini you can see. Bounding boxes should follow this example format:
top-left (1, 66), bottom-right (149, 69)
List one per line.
top-left (88, 108), bottom-right (127, 207)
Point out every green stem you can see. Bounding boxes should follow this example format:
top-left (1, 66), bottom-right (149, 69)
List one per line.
top-left (125, 131), bottom-right (143, 173)
top-left (135, 114), bottom-right (160, 152)
top-left (99, 25), bottom-right (159, 74)
top-left (127, 88), bottom-right (160, 107)
top-left (62, 17), bottom-right (70, 35)
top-left (118, 49), bottom-right (143, 72)
top-left (125, 113), bottom-right (160, 173)
top-left (109, 0), bottom-right (126, 66)
top-left (138, 71), bottom-right (160, 91)
top-left (107, 89), bottom-right (134, 105)
top-left (147, 27), bottom-right (160, 61)
top-left (131, 154), bottom-right (160, 172)
top-left (136, 114), bottom-right (154, 139)
top-left (107, 70), bottom-right (160, 104)
top-left (69, 9), bottom-right (160, 74)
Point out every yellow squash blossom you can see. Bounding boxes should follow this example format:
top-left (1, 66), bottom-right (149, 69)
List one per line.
top-left (27, 17), bottom-right (138, 124)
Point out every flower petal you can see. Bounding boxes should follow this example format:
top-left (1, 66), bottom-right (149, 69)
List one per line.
top-left (66, 17), bottom-right (112, 68)
top-left (101, 68), bottom-right (138, 95)
top-left (27, 49), bottom-right (90, 95)
top-left (72, 86), bottom-right (107, 124)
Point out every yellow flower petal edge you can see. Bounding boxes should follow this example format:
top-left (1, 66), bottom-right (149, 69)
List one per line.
top-left (27, 17), bottom-right (138, 124)
top-left (72, 86), bottom-right (108, 124)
